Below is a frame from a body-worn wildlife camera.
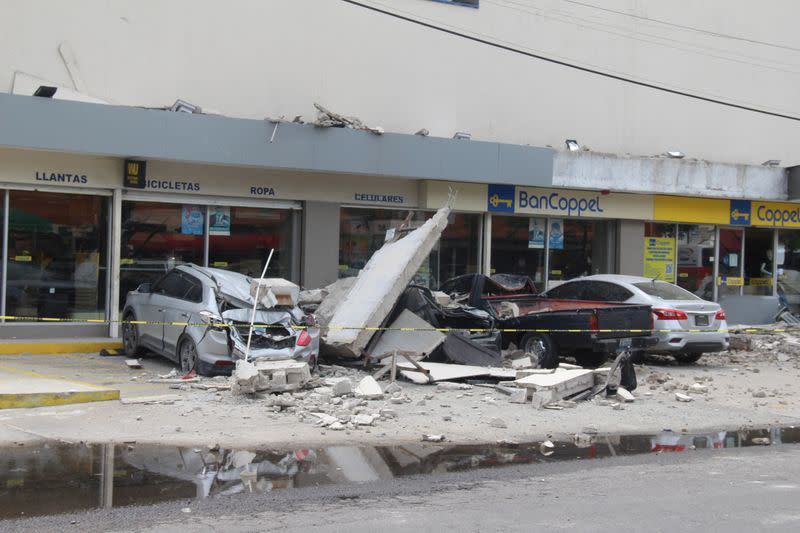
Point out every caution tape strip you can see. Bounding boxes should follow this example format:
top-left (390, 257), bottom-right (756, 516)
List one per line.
top-left (0, 315), bottom-right (795, 335)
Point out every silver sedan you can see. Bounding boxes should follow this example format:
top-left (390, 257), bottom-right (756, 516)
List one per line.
top-left (121, 265), bottom-right (319, 376)
top-left (542, 274), bottom-right (729, 363)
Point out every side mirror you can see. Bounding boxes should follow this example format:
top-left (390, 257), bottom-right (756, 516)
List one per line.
top-left (138, 283), bottom-right (152, 294)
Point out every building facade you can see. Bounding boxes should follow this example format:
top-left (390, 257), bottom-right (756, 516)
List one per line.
top-left (1, 0), bottom-right (799, 338)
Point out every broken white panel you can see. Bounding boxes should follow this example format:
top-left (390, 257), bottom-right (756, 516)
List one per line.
top-left (515, 368), bottom-right (594, 401)
top-left (12, 72), bottom-right (109, 104)
top-left (395, 361), bottom-right (509, 384)
top-left (325, 204), bottom-right (451, 358)
top-left (250, 278), bottom-right (299, 307)
top-left (371, 310), bottom-right (445, 358)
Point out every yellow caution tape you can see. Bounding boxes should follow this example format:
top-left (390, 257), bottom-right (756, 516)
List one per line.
top-left (0, 315), bottom-right (793, 334)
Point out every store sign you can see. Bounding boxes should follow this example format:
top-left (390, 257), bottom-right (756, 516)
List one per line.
top-left (35, 170), bottom-right (88, 184)
top-left (729, 200), bottom-right (751, 225)
top-left (515, 186), bottom-right (652, 220)
top-left (123, 159), bottom-right (146, 189)
top-left (751, 201), bottom-right (800, 228)
top-left (354, 193), bottom-right (405, 204)
top-left (643, 237), bottom-right (676, 283)
top-left (487, 184), bottom-right (514, 213)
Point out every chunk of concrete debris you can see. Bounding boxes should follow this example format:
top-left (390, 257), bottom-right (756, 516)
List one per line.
top-left (751, 437), bottom-right (770, 445)
top-left (329, 421), bottom-right (345, 431)
top-left (437, 382), bottom-right (473, 391)
top-left (371, 309), bottom-right (446, 358)
top-left (690, 383), bottom-right (708, 393)
top-left (311, 413), bottom-right (339, 426)
top-left (422, 434), bottom-right (446, 442)
top-left (507, 388), bottom-right (528, 404)
top-left (330, 379), bottom-right (353, 397)
top-left (511, 356), bottom-right (534, 370)
top-left (488, 417), bottom-right (507, 429)
top-left (753, 390), bottom-right (767, 398)
top-left (539, 440), bottom-right (555, 456)
top-left (125, 359), bottom-right (142, 369)
top-left (325, 203), bottom-right (452, 358)
top-left (616, 387), bottom-right (635, 402)
top-left (232, 360), bottom-right (311, 395)
top-left (353, 413), bottom-right (378, 426)
top-left (516, 368), bottom-right (593, 402)
top-left (531, 390), bottom-right (554, 410)
top-left (354, 376), bottom-right (384, 399)
top-left (675, 392), bottom-right (693, 402)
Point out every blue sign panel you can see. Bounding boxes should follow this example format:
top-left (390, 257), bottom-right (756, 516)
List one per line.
top-left (729, 200), bottom-right (751, 225)
top-left (488, 184), bottom-right (515, 213)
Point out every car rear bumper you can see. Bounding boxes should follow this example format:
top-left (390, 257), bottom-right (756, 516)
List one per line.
top-left (592, 335), bottom-right (659, 352)
top-left (648, 331), bottom-right (729, 353)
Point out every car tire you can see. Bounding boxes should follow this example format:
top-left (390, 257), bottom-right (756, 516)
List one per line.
top-left (122, 311), bottom-right (145, 357)
top-left (573, 350), bottom-right (608, 368)
top-left (673, 352), bottom-right (703, 364)
top-left (519, 333), bottom-right (559, 369)
top-left (178, 336), bottom-right (201, 375)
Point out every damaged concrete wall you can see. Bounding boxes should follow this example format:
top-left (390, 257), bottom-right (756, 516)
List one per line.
top-left (325, 205), bottom-right (451, 358)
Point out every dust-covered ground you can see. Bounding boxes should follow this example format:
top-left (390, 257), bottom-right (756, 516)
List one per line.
top-left (2, 331), bottom-right (799, 449)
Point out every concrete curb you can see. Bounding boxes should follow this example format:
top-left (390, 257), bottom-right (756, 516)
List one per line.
top-left (0, 389), bottom-right (120, 409)
top-left (0, 340), bottom-right (122, 355)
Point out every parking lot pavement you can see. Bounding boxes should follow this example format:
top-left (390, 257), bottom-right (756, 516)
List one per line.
top-left (0, 352), bottom-right (179, 400)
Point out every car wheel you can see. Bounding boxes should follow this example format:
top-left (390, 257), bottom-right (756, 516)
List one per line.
top-left (673, 352), bottom-right (703, 364)
top-left (122, 311), bottom-right (144, 357)
top-left (573, 350), bottom-right (608, 368)
top-left (178, 337), bottom-right (200, 374)
top-left (519, 333), bottom-right (559, 369)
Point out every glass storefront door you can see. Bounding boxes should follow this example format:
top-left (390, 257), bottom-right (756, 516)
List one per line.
top-left (339, 207), bottom-right (480, 289)
top-left (120, 201), bottom-right (205, 304)
top-left (743, 228), bottom-right (774, 296)
top-left (718, 228), bottom-right (744, 298)
top-left (490, 216), bottom-right (546, 287)
top-left (778, 230), bottom-right (800, 313)
top-left (6, 191), bottom-right (108, 320)
top-left (549, 219), bottom-right (611, 283)
top-left (677, 224), bottom-right (715, 300)
top-left (208, 206), bottom-right (294, 279)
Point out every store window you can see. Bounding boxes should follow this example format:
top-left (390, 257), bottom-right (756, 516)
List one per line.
top-left (549, 219), bottom-right (609, 282)
top-left (6, 191), bottom-right (108, 320)
top-left (490, 216), bottom-right (546, 287)
top-left (208, 206), bottom-right (294, 279)
top-left (677, 224), bottom-right (715, 300)
top-left (744, 228), bottom-right (774, 296)
top-left (120, 202), bottom-right (204, 305)
top-left (339, 208), bottom-right (480, 289)
top-left (777, 230), bottom-right (800, 313)
top-left (718, 228), bottom-right (743, 298)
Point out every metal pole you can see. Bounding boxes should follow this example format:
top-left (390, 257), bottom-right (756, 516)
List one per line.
top-left (712, 226), bottom-right (720, 302)
top-left (481, 213), bottom-right (492, 276)
top-left (1, 190), bottom-right (9, 322)
top-left (245, 248), bottom-right (274, 361)
top-left (203, 205), bottom-right (210, 267)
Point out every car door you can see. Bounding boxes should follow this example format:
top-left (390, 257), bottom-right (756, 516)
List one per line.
top-left (141, 271), bottom-right (188, 355)
top-left (162, 273), bottom-right (207, 357)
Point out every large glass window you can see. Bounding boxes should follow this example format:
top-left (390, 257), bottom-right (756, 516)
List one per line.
top-left (208, 206), bottom-right (294, 279)
top-left (718, 228), bottom-right (743, 298)
top-left (677, 224), bottom-right (715, 300)
top-left (6, 191), bottom-right (108, 320)
top-left (339, 208), bottom-right (480, 289)
top-left (778, 230), bottom-right (800, 313)
top-left (549, 219), bottom-right (605, 282)
top-left (490, 216), bottom-right (546, 287)
top-left (744, 228), bottom-right (774, 296)
top-left (120, 202), bottom-right (204, 305)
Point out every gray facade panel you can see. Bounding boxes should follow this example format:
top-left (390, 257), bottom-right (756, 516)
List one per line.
top-left (0, 93), bottom-right (554, 186)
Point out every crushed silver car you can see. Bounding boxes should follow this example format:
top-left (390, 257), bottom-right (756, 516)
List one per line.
top-left (121, 265), bottom-right (319, 376)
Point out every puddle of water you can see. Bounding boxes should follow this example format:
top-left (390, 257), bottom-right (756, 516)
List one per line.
top-left (1, 425), bottom-right (798, 520)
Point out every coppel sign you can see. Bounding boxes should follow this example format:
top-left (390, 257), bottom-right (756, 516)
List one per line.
top-left (752, 201), bottom-right (800, 228)
top-left (516, 188), bottom-right (604, 217)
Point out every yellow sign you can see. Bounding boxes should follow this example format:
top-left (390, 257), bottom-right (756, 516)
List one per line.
top-left (751, 201), bottom-right (800, 228)
top-left (749, 277), bottom-right (772, 287)
top-left (121, 258), bottom-right (134, 265)
top-left (653, 196), bottom-right (730, 225)
top-left (643, 237), bottom-right (676, 282)
top-left (13, 255), bottom-right (32, 262)
top-left (211, 261), bottom-right (229, 267)
top-left (717, 276), bottom-right (744, 286)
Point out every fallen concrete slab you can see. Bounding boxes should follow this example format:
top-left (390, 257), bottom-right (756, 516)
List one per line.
top-left (232, 360), bottom-right (311, 395)
top-left (396, 361), bottom-right (515, 384)
top-left (370, 309), bottom-right (445, 358)
top-left (515, 368), bottom-right (594, 403)
top-left (325, 204), bottom-right (452, 358)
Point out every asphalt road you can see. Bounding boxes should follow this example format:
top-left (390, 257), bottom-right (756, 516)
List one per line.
top-left (8, 444), bottom-right (800, 532)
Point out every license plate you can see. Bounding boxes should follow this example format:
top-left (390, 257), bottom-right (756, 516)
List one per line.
top-left (695, 315), bottom-right (709, 326)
